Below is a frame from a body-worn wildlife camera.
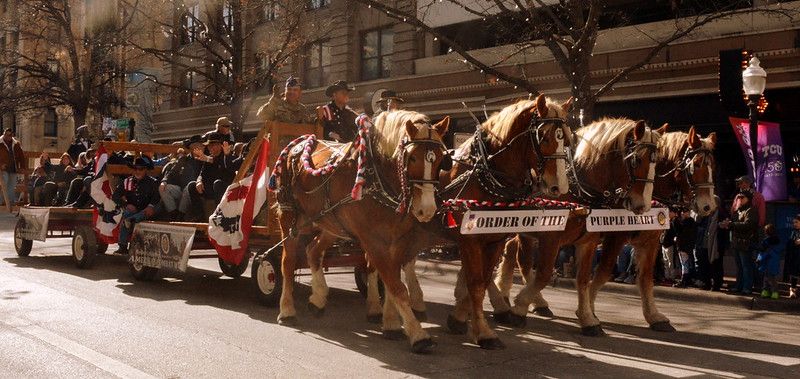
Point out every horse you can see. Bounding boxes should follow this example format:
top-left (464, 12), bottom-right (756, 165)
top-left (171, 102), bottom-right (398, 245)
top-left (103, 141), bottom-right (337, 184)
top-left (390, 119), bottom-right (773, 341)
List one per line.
top-left (439, 95), bottom-right (573, 349)
top-left (494, 126), bottom-right (716, 336)
top-left (271, 110), bottom-right (450, 354)
top-left (481, 118), bottom-right (665, 335)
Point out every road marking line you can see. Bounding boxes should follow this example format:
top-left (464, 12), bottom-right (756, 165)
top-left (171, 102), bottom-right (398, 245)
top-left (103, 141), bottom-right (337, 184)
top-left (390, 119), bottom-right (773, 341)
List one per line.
top-left (0, 314), bottom-right (156, 379)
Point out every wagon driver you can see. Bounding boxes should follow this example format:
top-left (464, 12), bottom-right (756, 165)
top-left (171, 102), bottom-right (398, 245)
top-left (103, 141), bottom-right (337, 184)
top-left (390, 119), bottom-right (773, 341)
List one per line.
top-left (257, 76), bottom-right (311, 124)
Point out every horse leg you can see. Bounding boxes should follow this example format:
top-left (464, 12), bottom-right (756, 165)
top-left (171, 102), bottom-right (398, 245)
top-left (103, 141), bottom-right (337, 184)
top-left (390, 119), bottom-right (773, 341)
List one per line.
top-left (574, 236), bottom-right (604, 336)
top-left (632, 232), bottom-right (675, 332)
top-left (494, 236), bottom-right (519, 303)
top-left (277, 214), bottom-right (300, 325)
top-left (365, 266), bottom-right (383, 324)
top-left (307, 232), bottom-right (335, 317)
top-left (509, 234), bottom-right (558, 321)
top-left (448, 267), bottom-right (471, 335)
top-left (403, 258), bottom-right (427, 321)
top-left (462, 240), bottom-right (506, 349)
top-left (381, 290), bottom-right (404, 340)
top-left (589, 233), bottom-right (625, 314)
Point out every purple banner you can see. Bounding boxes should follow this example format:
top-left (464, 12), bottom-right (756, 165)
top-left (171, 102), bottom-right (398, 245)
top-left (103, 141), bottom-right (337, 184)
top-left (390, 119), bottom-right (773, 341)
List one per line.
top-left (756, 120), bottom-right (787, 201)
top-left (729, 117), bottom-right (756, 180)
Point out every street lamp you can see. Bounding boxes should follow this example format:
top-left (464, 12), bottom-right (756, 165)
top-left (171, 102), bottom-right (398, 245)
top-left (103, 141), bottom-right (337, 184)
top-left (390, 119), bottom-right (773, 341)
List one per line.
top-left (742, 56), bottom-right (767, 164)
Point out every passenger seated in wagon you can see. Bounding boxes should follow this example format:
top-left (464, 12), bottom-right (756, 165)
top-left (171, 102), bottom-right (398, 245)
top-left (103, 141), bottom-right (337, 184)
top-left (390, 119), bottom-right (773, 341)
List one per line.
top-left (186, 132), bottom-right (241, 221)
top-left (113, 157), bottom-right (161, 255)
top-left (41, 153), bottom-right (76, 206)
top-left (65, 147), bottom-right (97, 208)
top-left (158, 135), bottom-right (204, 221)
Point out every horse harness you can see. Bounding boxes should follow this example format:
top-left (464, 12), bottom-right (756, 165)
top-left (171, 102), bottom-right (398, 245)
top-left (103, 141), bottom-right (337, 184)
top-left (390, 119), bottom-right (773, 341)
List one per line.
top-left (655, 145), bottom-right (715, 209)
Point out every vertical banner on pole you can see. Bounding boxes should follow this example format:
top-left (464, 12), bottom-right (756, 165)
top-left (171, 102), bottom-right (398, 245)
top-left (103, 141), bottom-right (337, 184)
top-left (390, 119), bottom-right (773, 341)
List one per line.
top-left (756, 120), bottom-right (787, 201)
top-left (729, 117), bottom-right (756, 182)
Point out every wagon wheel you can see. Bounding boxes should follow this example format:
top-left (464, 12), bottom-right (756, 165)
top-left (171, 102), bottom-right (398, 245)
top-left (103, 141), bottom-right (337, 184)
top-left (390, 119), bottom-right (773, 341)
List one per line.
top-left (252, 250), bottom-right (282, 306)
top-left (14, 219), bottom-right (32, 257)
top-left (96, 243), bottom-right (109, 255)
top-left (129, 260), bottom-right (159, 281)
top-left (354, 265), bottom-right (384, 300)
top-left (219, 251), bottom-right (252, 278)
top-left (72, 226), bottom-right (98, 269)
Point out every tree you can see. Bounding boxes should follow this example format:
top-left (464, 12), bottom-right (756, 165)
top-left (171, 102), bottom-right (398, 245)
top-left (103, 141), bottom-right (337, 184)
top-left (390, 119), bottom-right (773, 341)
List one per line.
top-left (352, 0), bottom-right (796, 123)
top-left (0, 0), bottom-right (140, 132)
top-left (127, 0), bottom-right (336, 138)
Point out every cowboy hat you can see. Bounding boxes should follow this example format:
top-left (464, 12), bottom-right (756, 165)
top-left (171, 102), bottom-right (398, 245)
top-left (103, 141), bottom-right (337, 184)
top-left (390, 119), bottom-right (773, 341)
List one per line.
top-left (127, 156), bottom-right (154, 170)
top-left (216, 117), bottom-right (232, 128)
top-left (204, 132), bottom-right (225, 145)
top-left (183, 135), bottom-right (204, 149)
top-left (380, 90), bottom-right (405, 103)
top-left (325, 80), bottom-right (355, 97)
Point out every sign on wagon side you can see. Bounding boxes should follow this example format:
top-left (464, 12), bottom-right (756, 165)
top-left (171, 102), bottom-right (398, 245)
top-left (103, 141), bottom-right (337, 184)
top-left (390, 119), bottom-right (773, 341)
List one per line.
top-left (460, 209), bottom-right (569, 235)
top-left (129, 223), bottom-right (196, 272)
top-left (586, 208), bottom-right (670, 232)
top-left (18, 207), bottom-right (50, 242)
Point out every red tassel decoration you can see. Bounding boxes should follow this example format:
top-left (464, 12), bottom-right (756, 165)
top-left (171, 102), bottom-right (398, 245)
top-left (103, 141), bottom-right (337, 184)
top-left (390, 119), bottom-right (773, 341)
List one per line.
top-left (446, 211), bottom-right (458, 229)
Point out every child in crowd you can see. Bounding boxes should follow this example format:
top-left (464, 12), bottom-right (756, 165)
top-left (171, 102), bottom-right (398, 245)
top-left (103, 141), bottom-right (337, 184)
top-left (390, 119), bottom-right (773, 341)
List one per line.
top-left (756, 224), bottom-right (782, 299)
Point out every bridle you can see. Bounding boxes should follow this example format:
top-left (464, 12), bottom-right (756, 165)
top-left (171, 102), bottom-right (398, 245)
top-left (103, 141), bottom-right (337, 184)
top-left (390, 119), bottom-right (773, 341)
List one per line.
top-left (386, 121), bottom-right (449, 214)
top-left (657, 145), bottom-right (715, 207)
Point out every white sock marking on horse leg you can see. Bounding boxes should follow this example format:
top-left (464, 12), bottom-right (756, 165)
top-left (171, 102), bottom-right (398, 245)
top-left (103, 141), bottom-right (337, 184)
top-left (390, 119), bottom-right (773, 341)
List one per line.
top-left (404, 260), bottom-right (425, 313)
top-left (308, 267), bottom-right (329, 309)
top-left (366, 270), bottom-right (382, 317)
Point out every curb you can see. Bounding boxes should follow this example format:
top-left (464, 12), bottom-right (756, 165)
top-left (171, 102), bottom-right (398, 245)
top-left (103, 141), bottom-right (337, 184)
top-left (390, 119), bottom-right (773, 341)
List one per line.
top-left (415, 259), bottom-right (800, 313)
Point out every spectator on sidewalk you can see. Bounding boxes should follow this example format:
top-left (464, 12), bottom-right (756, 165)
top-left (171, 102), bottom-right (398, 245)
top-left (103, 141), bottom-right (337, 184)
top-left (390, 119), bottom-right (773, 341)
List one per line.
top-left (731, 176), bottom-right (765, 228)
top-left (0, 128), bottom-right (26, 207)
top-left (784, 214), bottom-right (800, 299)
top-left (757, 224), bottom-right (782, 299)
top-left (661, 208), bottom-right (679, 282)
top-left (693, 196), bottom-right (723, 290)
top-left (614, 243), bottom-right (637, 284)
top-left (673, 209), bottom-right (698, 288)
top-left (721, 191), bottom-right (759, 295)
top-left (708, 196), bottom-right (729, 291)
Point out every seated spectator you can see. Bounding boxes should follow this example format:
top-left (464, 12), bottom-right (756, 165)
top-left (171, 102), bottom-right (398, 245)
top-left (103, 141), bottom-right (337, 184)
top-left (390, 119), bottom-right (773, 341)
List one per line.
top-left (65, 147), bottom-right (96, 207)
top-left (113, 158), bottom-right (160, 255)
top-left (186, 133), bottom-right (240, 221)
top-left (42, 153), bottom-right (76, 206)
top-left (757, 224), bottom-right (782, 299)
top-left (75, 152), bottom-right (88, 170)
top-left (28, 166), bottom-right (49, 206)
top-left (159, 135), bottom-right (203, 220)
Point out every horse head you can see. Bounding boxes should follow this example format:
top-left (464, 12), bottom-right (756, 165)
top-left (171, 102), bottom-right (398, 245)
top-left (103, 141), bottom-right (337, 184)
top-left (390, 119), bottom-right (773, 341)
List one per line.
top-left (524, 94), bottom-right (572, 197)
top-left (402, 116), bottom-right (450, 222)
top-left (676, 127), bottom-right (717, 216)
top-left (622, 120), bottom-right (665, 214)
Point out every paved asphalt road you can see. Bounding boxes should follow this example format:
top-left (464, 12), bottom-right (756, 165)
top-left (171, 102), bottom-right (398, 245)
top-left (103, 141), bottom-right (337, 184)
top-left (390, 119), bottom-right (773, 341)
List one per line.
top-left (1, 213), bottom-right (799, 378)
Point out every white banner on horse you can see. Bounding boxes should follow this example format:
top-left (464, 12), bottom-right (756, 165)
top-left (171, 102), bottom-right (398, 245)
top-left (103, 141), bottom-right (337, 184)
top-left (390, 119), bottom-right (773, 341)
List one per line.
top-left (128, 223), bottom-right (196, 272)
top-left (586, 208), bottom-right (670, 232)
top-left (460, 209), bottom-right (569, 235)
top-left (18, 207), bottom-right (50, 242)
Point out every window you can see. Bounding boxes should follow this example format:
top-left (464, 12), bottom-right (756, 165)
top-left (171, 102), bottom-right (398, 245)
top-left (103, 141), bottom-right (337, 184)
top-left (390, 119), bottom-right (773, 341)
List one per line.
top-left (308, 0), bottom-right (329, 10)
top-left (44, 108), bottom-right (58, 138)
top-left (304, 41), bottom-right (331, 88)
top-left (179, 71), bottom-right (199, 107)
top-left (222, 2), bottom-right (234, 33)
top-left (263, 1), bottom-right (278, 21)
top-left (255, 53), bottom-right (274, 94)
top-left (361, 27), bottom-right (394, 81)
top-left (180, 4), bottom-right (201, 45)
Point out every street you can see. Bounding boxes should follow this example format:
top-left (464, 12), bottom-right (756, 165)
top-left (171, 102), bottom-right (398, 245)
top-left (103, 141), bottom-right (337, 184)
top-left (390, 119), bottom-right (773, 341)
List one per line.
top-left (1, 213), bottom-right (798, 379)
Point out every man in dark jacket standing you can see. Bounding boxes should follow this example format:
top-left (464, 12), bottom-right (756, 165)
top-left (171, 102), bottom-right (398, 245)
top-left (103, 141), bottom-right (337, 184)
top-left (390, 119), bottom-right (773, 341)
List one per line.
top-left (187, 132), bottom-right (240, 221)
top-left (317, 80), bottom-right (358, 142)
top-left (113, 157), bottom-right (160, 255)
top-left (721, 191), bottom-right (759, 295)
top-left (672, 209), bottom-right (698, 288)
top-left (0, 128), bottom-right (26, 207)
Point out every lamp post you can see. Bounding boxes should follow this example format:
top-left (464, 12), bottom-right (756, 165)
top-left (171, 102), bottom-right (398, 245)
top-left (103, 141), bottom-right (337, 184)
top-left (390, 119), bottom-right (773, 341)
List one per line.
top-left (742, 56), bottom-right (767, 167)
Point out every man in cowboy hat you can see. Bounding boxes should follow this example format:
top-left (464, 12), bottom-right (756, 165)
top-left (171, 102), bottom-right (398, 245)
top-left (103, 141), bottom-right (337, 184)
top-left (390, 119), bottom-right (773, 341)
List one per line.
top-left (112, 157), bottom-right (161, 255)
top-left (731, 175), bottom-right (766, 227)
top-left (187, 132), bottom-right (240, 221)
top-left (376, 90), bottom-right (405, 116)
top-left (257, 76), bottom-right (311, 124)
top-left (318, 80), bottom-right (359, 142)
top-left (203, 116), bottom-right (236, 144)
top-left (158, 135), bottom-right (204, 220)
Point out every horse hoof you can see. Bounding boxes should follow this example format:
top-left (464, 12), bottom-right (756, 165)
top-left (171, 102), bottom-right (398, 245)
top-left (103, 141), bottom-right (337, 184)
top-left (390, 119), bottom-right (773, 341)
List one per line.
top-left (413, 309), bottom-right (428, 322)
top-left (411, 338), bottom-right (436, 354)
top-left (383, 329), bottom-right (405, 341)
top-left (307, 302), bottom-right (325, 318)
top-left (650, 321), bottom-right (676, 332)
top-left (366, 314), bottom-right (383, 324)
top-left (533, 307), bottom-right (554, 317)
top-left (507, 313), bottom-right (527, 328)
top-left (491, 311), bottom-right (511, 325)
top-left (477, 338), bottom-right (506, 350)
top-left (278, 316), bottom-right (297, 326)
top-left (447, 314), bottom-right (468, 335)
top-left (581, 325), bottom-right (606, 337)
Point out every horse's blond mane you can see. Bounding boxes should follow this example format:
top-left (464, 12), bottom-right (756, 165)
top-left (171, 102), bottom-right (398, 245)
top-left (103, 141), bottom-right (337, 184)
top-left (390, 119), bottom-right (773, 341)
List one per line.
top-left (574, 118), bottom-right (661, 167)
top-left (373, 110), bottom-right (433, 158)
top-left (483, 98), bottom-right (568, 147)
top-left (659, 130), bottom-right (716, 162)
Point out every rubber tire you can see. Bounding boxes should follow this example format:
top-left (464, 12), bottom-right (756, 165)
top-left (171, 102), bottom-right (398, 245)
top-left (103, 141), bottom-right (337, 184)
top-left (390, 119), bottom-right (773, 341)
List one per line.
top-left (14, 219), bottom-right (32, 257)
top-left (72, 226), bottom-right (98, 269)
top-left (219, 252), bottom-right (251, 278)
top-left (129, 261), bottom-right (159, 281)
top-left (354, 265), bottom-right (384, 300)
top-left (96, 243), bottom-right (109, 255)
top-left (252, 250), bottom-right (282, 307)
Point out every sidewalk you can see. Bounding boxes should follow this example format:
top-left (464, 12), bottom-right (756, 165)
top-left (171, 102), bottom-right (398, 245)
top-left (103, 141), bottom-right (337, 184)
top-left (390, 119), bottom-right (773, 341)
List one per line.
top-left (415, 258), bottom-right (800, 313)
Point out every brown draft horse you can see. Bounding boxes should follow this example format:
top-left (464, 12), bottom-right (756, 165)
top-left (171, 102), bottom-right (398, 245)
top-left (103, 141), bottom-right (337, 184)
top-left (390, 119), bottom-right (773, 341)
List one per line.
top-left (494, 126), bottom-right (716, 336)
top-left (479, 118), bottom-right (666, 335)
top-left (273, 110), bottom-right (449, 353)
top-left (441, 95), bottom-right (572, 349)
